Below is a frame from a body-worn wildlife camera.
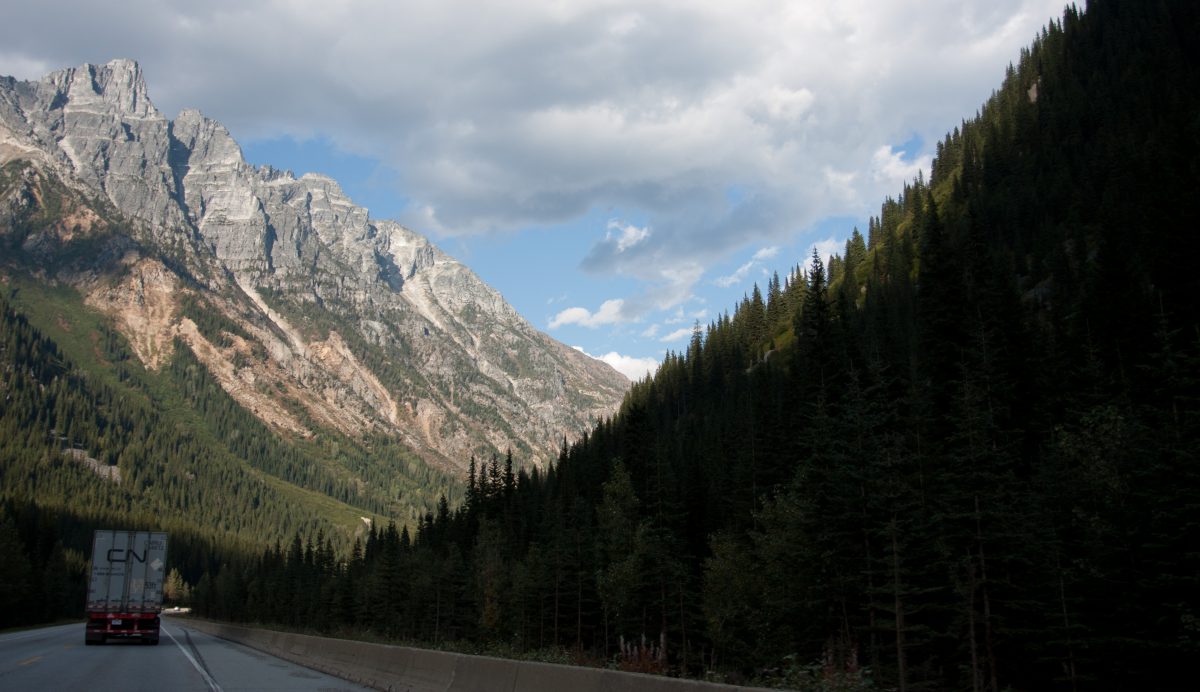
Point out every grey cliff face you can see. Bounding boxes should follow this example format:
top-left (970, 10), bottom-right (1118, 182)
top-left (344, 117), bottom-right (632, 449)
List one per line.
top-left (0, 60), bottom-right (186, 231)
top-left (0, 59), bottom-right (629, 470)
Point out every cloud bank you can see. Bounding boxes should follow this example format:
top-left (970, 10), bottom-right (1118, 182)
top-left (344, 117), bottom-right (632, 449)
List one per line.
top-left (574, 347), bottom-right (659, 382)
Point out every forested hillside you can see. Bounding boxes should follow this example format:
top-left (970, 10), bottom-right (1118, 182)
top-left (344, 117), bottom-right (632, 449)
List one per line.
top-left (184, 2), bottom-right (1200, 689)
top-left (0, 281), bottom-right (459, 625)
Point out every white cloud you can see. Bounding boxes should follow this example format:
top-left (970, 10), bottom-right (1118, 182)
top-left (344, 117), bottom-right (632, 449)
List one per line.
top-left (753, 246), bottom-right (780, 261)
top-left (662, 306), bottom-right (709, 326)
top-left (652, 263), bottom-right (705, 309)
top-left (660, 327), bottom-right (694, 343)
top-left (872, 145), bottom-right (933, 185)
top-left (807, 237), bottom-right (845, 271)
top-left (607, 220), bottom-right (651, 252)
top-left (760, 85), bottom-right (815, 121)
top-left (822, 167), bottom-right (860, 207)
top-left (715, 245), bottom-right (780, 288)
top-left (574, 346), bottom-right (659, 381)
top-left (598, 352), bottom-right (659, 381)
top-left (715, 260), bottom-right (756, 288)
top-left (549, 298), bottom-right (628, 329)
top-left (640, 324), bottom-right (660, 338)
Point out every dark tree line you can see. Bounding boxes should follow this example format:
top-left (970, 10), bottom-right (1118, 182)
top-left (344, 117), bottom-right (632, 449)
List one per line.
top-left (0, 493), bottom-right (267, 630)
top-left (0, 499), bottom-right (88, 628)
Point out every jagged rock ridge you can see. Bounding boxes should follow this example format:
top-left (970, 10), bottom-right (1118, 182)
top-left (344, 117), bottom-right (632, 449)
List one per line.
top-left (0, 59), bottom-right (629, 471)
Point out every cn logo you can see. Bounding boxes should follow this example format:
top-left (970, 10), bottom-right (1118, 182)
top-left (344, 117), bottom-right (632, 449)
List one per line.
top-left (107, 548), bottom-right (147, 563)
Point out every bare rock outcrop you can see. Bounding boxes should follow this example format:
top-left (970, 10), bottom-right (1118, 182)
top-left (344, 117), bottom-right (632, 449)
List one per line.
top-left (0, 59), bottom-right (629, 471)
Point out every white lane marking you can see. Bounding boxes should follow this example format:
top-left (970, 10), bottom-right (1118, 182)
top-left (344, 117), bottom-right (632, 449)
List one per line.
top-left (163, 625), bottom-right (223, 692)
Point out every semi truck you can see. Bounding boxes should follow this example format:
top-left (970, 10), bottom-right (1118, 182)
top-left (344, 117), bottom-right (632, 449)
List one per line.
top-left (85, 530), bottom-right (168, 645)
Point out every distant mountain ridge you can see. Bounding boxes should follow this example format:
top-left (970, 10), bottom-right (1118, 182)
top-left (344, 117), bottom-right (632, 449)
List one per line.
top-left (0, 58), bottom-right (628, 473)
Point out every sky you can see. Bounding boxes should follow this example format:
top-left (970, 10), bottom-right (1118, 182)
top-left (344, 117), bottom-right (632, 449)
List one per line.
top-left (0, 0), bottom-right (1069, 381)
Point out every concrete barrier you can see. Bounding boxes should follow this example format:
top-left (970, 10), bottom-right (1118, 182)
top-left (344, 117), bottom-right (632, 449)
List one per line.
top-left (177, 618), bottom-right (767, 692)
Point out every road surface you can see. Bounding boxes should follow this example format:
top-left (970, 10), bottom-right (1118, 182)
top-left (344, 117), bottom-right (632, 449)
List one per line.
top-left (0, 616), bottom-right (370, 691)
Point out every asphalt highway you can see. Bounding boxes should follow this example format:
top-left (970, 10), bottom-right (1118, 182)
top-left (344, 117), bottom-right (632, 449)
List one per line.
top-left (0, 615), bottom-right (371, 691)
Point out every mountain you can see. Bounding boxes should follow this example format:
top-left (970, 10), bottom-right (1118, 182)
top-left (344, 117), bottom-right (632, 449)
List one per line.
top-left (0, 58), bottom-right (628, 480)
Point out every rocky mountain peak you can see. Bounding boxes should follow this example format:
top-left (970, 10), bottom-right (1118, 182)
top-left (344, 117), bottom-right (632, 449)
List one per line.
top-left (172, 108), bottom-right (244, 165)
top-left (47, 59), bottom-right (159, 120)
top-left (0, 59), bottom-right (630, 473)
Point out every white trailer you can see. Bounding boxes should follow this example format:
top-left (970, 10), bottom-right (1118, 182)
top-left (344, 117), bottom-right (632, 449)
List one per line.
top-left (85, 530), bottom-right (168, 645)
